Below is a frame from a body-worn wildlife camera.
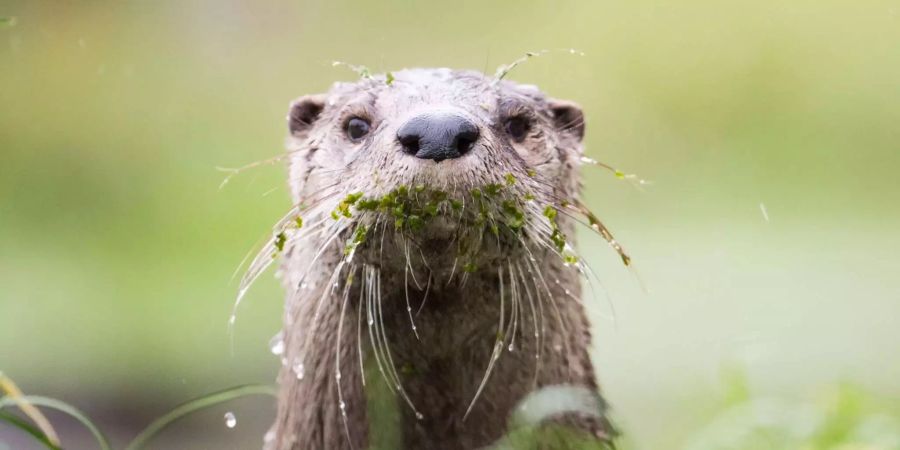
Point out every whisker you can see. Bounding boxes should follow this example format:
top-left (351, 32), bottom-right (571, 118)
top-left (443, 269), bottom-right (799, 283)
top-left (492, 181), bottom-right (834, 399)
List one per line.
top-left (403, 236), bottom-right (423, 290)
top-left (415, 273), bottom-right (432, 316)
top-left (365, 265), bottom-right (394, 395)
top-left (464, 265), bottom-right (507, 420)
top-left (578, 255), bottom-right (618, 325)
top-left (357, 273), bottom-right (367, 387)
top-left (522, 244), bottom-right (571, 355)
top-left (374, 267), bottom-right (423, 418)
top-left (404, 262), bottom-right (421, 340)
top-left (515, 262), bottom-right (543, 387)
top-left (216, 152), bottom-right (292, 190)
top-left (334, 264), bottom-right (357, 450)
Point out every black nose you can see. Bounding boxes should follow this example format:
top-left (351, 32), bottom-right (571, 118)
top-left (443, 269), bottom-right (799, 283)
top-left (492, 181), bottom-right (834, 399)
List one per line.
top-left (397, 113), bottom-right (479, 162)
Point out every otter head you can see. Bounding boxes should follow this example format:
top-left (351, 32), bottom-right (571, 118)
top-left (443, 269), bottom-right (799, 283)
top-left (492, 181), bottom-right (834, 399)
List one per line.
top-left (285, 68), bottom-right (586, 283)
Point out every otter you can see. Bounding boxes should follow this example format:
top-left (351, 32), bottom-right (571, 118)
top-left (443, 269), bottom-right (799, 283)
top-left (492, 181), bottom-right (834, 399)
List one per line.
top-left (246, 68), bottom-right (627, 449)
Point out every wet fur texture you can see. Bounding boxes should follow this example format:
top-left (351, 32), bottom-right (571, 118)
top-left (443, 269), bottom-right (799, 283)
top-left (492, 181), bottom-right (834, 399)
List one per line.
top-left (265, 69), bottom-right (613, 449)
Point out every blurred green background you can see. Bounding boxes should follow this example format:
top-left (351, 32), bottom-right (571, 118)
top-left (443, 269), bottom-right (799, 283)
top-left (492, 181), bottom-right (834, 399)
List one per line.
top-left (1, 1), bottom-right (899, 448)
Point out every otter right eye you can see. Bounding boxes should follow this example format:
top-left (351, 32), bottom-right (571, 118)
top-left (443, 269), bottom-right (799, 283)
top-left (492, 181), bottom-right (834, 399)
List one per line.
top-left (346, 117), bottom-right (371, 142)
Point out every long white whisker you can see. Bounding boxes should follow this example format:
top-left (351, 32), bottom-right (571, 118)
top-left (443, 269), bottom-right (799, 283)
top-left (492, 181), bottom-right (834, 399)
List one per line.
top-left (464, 265), bottom-right (507, 420)
top-left (507, 259), bottom-right (520, 353)
top-left (403, 236), bottom-right (422, 290)
top-left (375, 267), bottom-right (423, 418)
top-left (334, 265), bottom-right (356, 450)
top-left (365, 265), bottom-right (394, 395)
top-left (404, 263), bottom-right (421, 340)
top-left (357, 272), bottom-right (367, 387)
top-left (415, 273), bottom-right (432, 316)
top-left (515, 262), bottom-right (542, 387)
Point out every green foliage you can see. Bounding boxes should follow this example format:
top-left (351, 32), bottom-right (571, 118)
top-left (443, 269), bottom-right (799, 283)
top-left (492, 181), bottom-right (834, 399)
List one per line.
top-left (682, 376), bottom-right (900, 450)
top-left (0, 411), bottom-right (60, 450)
top-left (0, 384), bottom-right (275, 450)
top-left (0, 395), bottom-right (111, 450)
top-left (124, 384), bottom-right (275, 450)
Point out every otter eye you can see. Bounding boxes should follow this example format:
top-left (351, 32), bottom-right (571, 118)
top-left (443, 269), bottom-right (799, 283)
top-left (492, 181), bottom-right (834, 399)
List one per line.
top-left (346, 117), bottom-right (371, 142)
top-left (505, 117), bottom-right (530, 142)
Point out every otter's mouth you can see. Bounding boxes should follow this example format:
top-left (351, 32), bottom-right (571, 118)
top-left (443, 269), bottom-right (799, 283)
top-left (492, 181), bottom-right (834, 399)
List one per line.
top-left (233, 169), bottom-right (633, 325)
top-left (328, 180), bottom-right (534, 283)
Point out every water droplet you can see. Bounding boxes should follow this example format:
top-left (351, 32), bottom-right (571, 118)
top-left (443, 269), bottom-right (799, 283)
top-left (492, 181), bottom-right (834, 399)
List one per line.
top-left (406, 306), bottom-right (412, 312)
top-left (415, 412), bottom-right (424, 420)
top-left (368, 319), bottom-right (374, 325)
top-left (269, 333), bottom-right (285, 356)
top-left (228, 315), bottom-right (236, 325)
top-left (339, 401), bottom-right (346, 410)
top-left (300, 282), bottom-right (309, 290)
top-left (508, 343), bottom-right (515, 352)
top-left (224, 412), bottom-right (237, 428)
top-left (335, 371), bottom-right (342, 381)
top-left (293, 362), bottom-right (305, 380)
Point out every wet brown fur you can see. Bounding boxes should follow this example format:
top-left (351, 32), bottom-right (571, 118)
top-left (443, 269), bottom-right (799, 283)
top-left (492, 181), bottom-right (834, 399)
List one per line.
top-left (266, 69), bottom-right (613, 449)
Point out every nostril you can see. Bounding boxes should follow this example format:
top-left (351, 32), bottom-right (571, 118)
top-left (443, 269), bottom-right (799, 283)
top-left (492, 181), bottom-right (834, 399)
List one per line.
top-left (399, 135), bottom-right (420, 155)
top-left (455, 129), bottom-right (479, 155)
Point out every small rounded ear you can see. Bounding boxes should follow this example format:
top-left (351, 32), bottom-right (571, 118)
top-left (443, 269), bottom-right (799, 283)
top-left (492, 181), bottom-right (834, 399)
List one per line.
top-left (288, 94), bottom-right (327, 136)
top-left (548, 99), bottom-right (585, 142)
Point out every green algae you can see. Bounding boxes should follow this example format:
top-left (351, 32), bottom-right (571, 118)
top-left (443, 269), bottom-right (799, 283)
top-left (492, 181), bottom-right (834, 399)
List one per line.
top-left (274, 232), bottom-right (287, 252)
top-left (316, 177), bottom-right (602, 269)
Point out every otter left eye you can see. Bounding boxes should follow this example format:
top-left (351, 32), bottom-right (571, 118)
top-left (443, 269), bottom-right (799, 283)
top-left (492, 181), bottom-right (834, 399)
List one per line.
top-left (505, 117), bottom-right (530, 143)
top-left (346, 117), bottom-right (371, 142)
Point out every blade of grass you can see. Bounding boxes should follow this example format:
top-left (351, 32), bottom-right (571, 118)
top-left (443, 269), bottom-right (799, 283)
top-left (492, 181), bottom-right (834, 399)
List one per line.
top-left (124, 384), bottom-right (276, 450)
top-left (0, 395), bottom-right (111, 450)
top-left (0, 372), bottom-right (61, 447)
top-left (0, 411), bottom-right (61, 450)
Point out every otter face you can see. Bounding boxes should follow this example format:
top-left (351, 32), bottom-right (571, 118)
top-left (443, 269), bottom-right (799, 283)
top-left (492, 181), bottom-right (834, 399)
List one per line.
top-left (284, 68), bottom-right (587, 279)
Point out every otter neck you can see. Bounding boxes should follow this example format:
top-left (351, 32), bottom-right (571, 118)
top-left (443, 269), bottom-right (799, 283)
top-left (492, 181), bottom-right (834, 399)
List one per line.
top-left (268, 237), bottom-right (608, 449)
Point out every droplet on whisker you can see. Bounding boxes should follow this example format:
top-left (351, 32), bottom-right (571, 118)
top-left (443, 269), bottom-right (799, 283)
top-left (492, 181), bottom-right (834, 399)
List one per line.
top-left (269, 333), bottom-right (285, 356)
top-left (293, 362), bottom-right (305, 380)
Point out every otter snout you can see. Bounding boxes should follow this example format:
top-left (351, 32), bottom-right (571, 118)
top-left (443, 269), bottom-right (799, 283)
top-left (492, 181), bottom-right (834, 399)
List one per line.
top-left (397, 112), bottom-right (479, 162)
